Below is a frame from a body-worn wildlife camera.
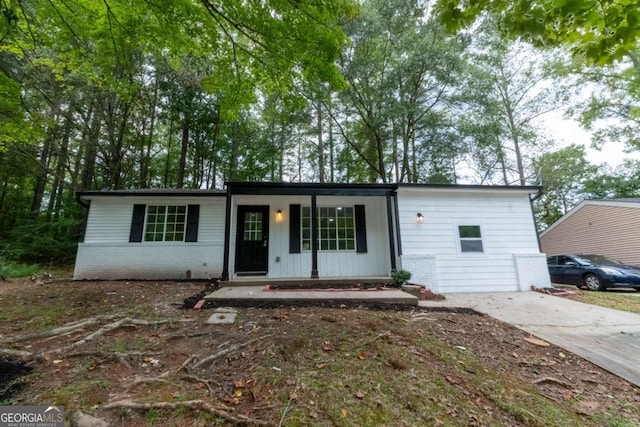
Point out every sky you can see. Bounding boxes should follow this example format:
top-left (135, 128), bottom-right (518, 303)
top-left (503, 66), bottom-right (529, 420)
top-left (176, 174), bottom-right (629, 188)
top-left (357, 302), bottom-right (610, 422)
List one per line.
top-left (541, 114), bottom-right (639, 169)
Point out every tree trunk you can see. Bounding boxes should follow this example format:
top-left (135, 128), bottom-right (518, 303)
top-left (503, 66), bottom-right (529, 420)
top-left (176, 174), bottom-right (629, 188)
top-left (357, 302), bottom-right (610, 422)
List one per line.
top-left (31, 133), bottom-right (54, 218)
top-left (48, 118), bottom-right (72, 219)
top-left (177, 118), bottom-right (189, 188)
top-left (317, 100), bottom-right (324, 183)
top-left (164, 119), bottom-right (173, 188)
top-left (81, 105), bottom-right (101, 191)
top-left (328, 109), bottom-right (334, 183)
top-left (229, 120), bottom-right (239, 181)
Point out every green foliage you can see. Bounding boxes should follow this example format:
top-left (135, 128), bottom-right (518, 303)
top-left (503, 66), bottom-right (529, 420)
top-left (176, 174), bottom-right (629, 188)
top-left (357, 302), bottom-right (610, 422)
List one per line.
top-left (571, 47), bottom-right (640, 152)
top-left (533, 145), bottom-right (598, 228)
top-left (391, 269), bottom-right (412, 286)
top-left (583, 160), bottom-right (640, 199)
top-left (0, 258), bottom-right (39, 279)
top-left (459, 20), bottom-right (570, 185)
top-left (337, 0), bottom-right (467, 182)
top-left (435, 0), bottom-right (640, 65)
top-left (0, 217), bottom-right (83, 265)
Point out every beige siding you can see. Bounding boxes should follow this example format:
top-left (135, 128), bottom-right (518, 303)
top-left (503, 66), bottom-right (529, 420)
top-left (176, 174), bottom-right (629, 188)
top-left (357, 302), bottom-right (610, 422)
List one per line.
top-left (541, 204), bottom-right (640, 265)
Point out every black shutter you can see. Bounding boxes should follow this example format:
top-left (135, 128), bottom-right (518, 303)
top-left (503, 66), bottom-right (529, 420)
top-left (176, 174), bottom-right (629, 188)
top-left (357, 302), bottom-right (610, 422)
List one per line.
top-left (185, 204), bottom-right (200, 242)
top-left (129, 204), bottom-right (146, 242)
top-left (354, 204), bottom-right (367, 253)
top-left (289, 204), bottom-right (301, 254)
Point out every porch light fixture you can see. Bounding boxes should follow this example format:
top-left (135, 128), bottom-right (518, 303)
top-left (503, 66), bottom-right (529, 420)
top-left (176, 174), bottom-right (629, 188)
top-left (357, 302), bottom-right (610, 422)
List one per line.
top-left (276, 209), bottom-right (283, 221)
top-left (416, 213), bottom-right (424, 224)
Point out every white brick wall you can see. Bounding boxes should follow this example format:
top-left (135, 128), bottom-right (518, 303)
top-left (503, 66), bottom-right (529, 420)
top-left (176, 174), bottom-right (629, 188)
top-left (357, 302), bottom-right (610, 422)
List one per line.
top-left (400, 254), bottom-right (439, 291)
top-left (74, 196), bottom-right (226, 280)
top-left (73, 242), bottom-right (223, 280)
top-left (514, 254), bottom-right (551, 291)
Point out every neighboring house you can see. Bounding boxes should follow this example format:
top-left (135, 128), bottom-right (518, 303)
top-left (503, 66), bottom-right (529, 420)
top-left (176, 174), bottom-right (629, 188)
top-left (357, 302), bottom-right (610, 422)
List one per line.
top-left (540, 199), bottom-right (640, 266)
top-left (73, 182), bottom-right (550, 293)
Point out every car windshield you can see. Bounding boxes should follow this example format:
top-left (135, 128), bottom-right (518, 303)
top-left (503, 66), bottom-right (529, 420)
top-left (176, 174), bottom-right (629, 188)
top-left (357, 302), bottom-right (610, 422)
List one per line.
top-left (573, 254), bottom-right (622, 266)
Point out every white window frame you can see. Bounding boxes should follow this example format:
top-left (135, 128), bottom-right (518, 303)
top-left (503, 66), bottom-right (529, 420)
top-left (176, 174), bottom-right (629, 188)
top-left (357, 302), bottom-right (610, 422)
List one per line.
top-left (144, 205), bottom-right (187, 242)
top-left (457, 224), bottom-right (485, 254)
top-left (301, 206), bottom-right (356, 252)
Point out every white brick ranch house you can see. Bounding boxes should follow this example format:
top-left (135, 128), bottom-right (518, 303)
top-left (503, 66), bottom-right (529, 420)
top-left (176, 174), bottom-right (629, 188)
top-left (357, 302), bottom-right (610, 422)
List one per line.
top-left (73, 182), bottom-right (551, 293)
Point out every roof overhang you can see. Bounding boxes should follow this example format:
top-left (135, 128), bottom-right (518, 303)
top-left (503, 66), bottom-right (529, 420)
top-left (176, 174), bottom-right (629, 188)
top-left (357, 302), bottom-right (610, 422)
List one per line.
top-left (397, 183), bottom-right (541, 195)
top-left (76, 189), bottom-right (226, 202)
top-left (225, 182), bottom-right (397, 196)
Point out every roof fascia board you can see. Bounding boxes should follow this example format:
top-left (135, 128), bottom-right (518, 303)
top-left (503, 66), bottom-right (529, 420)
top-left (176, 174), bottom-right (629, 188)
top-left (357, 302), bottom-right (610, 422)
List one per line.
top-left (225, 182), bottom-right (396, 196)
top-left (397, 184), bottom-right (541, 195)
top-left (77, 190), bottom-right (226, 200)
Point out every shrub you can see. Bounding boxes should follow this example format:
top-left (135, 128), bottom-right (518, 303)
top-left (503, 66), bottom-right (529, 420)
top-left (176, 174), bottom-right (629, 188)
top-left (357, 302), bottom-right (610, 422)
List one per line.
top-left (391, 269), bottom-right (412, 286)
top-left (0, 217), bottom-right (82, 265)
top-left (0, 258), bottom-right (39, 279)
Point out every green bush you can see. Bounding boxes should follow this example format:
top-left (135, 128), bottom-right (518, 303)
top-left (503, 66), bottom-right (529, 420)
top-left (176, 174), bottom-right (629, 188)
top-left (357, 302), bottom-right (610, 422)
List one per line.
top-left (391, 269), bottom-right (412, 286)
top-left (0, 217), bottom-right (82, 265)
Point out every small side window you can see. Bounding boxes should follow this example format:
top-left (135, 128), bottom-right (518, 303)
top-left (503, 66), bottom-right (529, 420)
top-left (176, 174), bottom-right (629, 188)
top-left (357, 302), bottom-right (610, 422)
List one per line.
top-left (458, 225), bottom-right (483, 253)
top-left (546, 256), bottom-right (557, 265)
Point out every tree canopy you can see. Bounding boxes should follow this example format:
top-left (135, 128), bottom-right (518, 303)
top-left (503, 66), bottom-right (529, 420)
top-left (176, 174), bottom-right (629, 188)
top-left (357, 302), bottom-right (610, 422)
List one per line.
top-left (435, 0), bottom-right (640, 65)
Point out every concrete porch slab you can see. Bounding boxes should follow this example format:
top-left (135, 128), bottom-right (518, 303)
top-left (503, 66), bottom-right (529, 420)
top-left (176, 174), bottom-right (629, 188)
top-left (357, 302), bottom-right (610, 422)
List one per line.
top-left (205, 285), bottom-right (418, 305)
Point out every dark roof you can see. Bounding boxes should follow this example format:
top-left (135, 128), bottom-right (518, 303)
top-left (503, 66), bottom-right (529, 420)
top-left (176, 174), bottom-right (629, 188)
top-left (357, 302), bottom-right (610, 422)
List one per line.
top-left (77, 188), bottom-right (226, 198)
top-left (77, 182), bottom-right (542, 199)
top-left (397, 183), bottom-right (541, 192)
top-left (225, 181), bottom-right (396, 196)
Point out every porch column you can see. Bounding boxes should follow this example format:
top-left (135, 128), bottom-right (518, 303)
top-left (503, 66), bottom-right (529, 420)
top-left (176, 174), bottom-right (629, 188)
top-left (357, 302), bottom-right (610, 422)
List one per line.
top-left (221, 194), bottom-right (232, 281)
top-left (310, 193), bottom-right (319, 278)
top-left (386, 193), bottom-right (397, 271)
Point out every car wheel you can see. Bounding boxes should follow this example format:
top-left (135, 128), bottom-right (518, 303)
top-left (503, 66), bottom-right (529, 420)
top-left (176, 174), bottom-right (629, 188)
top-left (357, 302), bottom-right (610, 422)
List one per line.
top-left (584, 273), bottom-right (605, 291)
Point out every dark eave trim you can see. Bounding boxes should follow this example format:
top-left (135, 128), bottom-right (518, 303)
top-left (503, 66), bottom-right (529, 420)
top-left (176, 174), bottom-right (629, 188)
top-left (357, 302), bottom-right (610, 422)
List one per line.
top-left (226, 182), bottom-right (396, 196)
top-left (397, 183), bottom-right (542, 192)
top-left (77, 189), bottom-right (227, 199)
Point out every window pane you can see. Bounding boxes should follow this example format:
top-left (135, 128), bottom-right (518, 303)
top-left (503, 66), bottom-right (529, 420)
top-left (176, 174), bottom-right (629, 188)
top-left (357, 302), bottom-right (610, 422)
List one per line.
top-left (461, 240), bottom-right (483, 252)
top-left (144, 205), bottom-right (187, 242)
top-left (459, 225), bottom-right (481, 238)
top-left (302, 205), bottom-right (357, 252)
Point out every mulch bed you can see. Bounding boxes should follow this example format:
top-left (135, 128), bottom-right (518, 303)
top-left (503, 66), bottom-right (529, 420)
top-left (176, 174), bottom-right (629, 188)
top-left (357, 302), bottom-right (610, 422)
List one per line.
top-left (0, 357), bottom-right (32, 401)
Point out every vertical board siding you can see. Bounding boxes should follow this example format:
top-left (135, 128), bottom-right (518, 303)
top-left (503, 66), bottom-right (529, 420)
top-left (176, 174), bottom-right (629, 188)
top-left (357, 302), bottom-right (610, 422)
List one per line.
top-left (540, 204), bottom-right (640, 265)
top-left (229, 195), bottom-right (390, 279)
top-left (74, 196), bottom-right (226, 280)
top-left (397, 188), bottom-right (546, 293)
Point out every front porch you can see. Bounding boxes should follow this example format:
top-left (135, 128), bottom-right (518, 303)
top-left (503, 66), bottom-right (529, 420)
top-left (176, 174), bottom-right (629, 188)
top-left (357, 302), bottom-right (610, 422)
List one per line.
top-left (205, 283), bottom-right (418, 306)
top-left (221, 276), bottom-right (394, 287)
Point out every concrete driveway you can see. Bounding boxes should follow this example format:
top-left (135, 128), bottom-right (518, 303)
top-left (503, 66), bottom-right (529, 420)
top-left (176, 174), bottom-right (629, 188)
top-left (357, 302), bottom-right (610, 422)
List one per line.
top-left (420, 292), bottom-right (640, 387)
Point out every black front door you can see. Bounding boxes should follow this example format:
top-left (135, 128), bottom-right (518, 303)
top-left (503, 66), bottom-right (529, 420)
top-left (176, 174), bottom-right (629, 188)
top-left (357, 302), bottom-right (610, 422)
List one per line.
top-left (235, 205), bottom-right (269, 275)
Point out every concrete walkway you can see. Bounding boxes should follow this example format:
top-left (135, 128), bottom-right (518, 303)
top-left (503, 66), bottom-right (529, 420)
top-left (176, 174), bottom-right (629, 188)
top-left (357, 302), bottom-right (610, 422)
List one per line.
top-left (420, 292), bottom-right (640, 387)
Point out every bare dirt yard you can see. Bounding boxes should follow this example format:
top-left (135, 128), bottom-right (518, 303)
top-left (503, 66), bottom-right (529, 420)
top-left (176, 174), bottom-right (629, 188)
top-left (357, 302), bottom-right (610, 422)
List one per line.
top-left (1, 277), bottom-right (639, 426)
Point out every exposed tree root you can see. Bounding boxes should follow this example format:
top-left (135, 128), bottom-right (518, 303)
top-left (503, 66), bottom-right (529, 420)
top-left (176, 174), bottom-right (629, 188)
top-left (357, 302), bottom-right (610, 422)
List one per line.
top-left (103, 399), bottom-right (275, 426)
top-left (36, 317), bottom-right (193, 359)
top-left (532, 376), bottom-right (573, 388)
top-left (192, 335), bottom-right (273, 369)
top-left (0, 314), bottom-right (122, 344)
top-left (0, 348), bottom-right (33, 361)
top-left (181, 374), bottom-right (216, 398)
